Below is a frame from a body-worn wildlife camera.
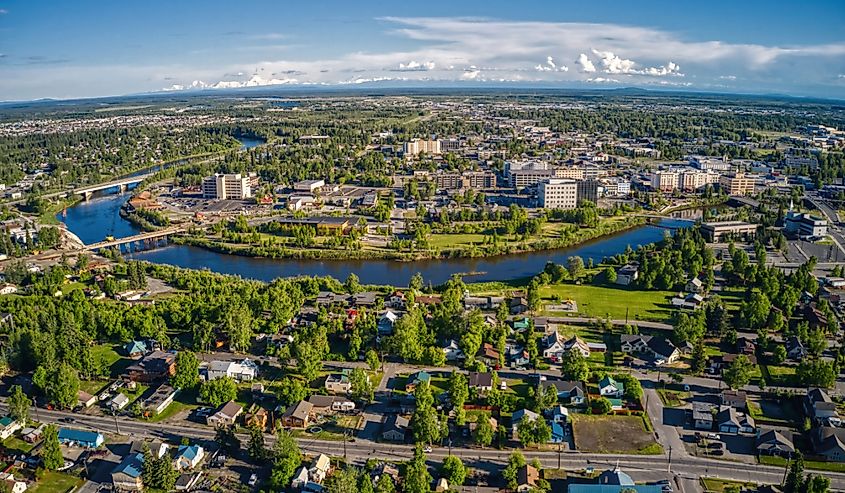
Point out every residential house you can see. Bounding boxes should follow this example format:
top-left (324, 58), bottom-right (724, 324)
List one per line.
top-left (378, 310), bottom-right (398, 335)
top-left (551, 421), bottom-right (566, 443)
top-left (542, 331), bottom-right (568, 360)
top-left (111, 453), bottom-right (144, 492)
top-left (22, 424), bottom-right (45, 443)
top-left (0, 285), bottom-right (18, 296)
top-left (756, 430), bottom-right (795, 457)
top-left (325, 374), bottom-right (352, 394)
top-left (516, 464), bottom-right (540, 493)
top-left (468, 372), bottom-right (494, 393)
top-left (716, 405), bottom-right (755, 434)
top-left (786, 337), bottom-right (809, 361)
top-left (509, 297), bottom-right (529, 314)
top-left (511, 409), bottom-right (540, 438)
top-left (476, 343), bottom-right (501, 367)
top-left (387, 291), bottom-right (406, 308)
top-left (107, 393), bottom-right (130, 412)
top-left (0, 473), bottom-right (26, 493)
top-left (736, 337), bottom-right (756, 355)
top-left (805, 388), bottom-right (840, 424)
top-left (206, 401), bottom-right (244, 427)
top-left (382, 415), bottom-right (409, 442)
top-left (563, 336), bottom-right (592, 358)
top-left (141, 384), bottom-right (178, 415)
top-left (671, 292), bottom-right (705, 310)
top-left (512, 318), bottom-right (532, 332)
top-left (308, 395), bottom-right (355, 414)
top-left (541, 380), bottom-right (586, 405)
top-left (310, 454), bottom-right (332, 484)
top-left (435, 478), bottom-right (450, 492)
top-left (77, 390), bottom-right (97, 408)
top-left (126, 350), bottom-right (176, 382)
top-left (0, 417), bottom-right (21, 440)
top-left (206, 359), bottom-right (258, 382)
top-left (550, 405), bottom-right (570, 424)
top-left (442, 340), bottom-right (465, 362)
top-left (351, 292), bottom-right (379, 307)
top-left (130, 440), bottom-right (169, 459)
top-left (599, 376), bottom-right (624, 398)
top-left (615, 264), bottom-right (639, 286)
top-left (281, 400), bottom-right (313, 428)
top-left (58, 428), bottom-right (104, 448)
top-left (813, 426), bottom-right (845, 462)
top-left (692, 402), bottom-right (715, 430)
top-left (124, 340), bottom-right (148, 358)
top-left (405, 371), bottom-right (431, 392)
top-left (291, 466), bottom-right (310, 489)
top-left (721, 390), bottom-right (747, 411)
top-left (620, 334), bottom-right (680, 364)
top-left (506, 345), bottom-right (530, 368)
top-left (244, 405), bottom-right (269, 430)
top-left (686, 277), bottom-right (704, 293)
top-left (174, 445), bottom-right (204, 470)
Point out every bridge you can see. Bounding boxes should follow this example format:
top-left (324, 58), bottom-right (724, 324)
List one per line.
top-left (73, 173), bottom-right (154, 200)
top-left (82, 226), bottom-right (186, 251)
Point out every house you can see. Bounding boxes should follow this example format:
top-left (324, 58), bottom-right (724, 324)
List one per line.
top-left (130, 440), bottom-right (169, 459)
top-left (542, 331), bottom-right (568, 360)
top-left (175, 472), bottom-right (202, 491)
top-left (736, 337), bottom-right (756, 355)
top-left (126, 350), bottom-right (177, 382)
top-left (620, 334), bottom-right (651, 354)
top-left (721, 390), bottom-right (747, 410)
top-left (516, 464), bottom-right (540, 493)
top-left (512, 318), bottom-right (532, 332)
top-left (378, 310), bottom-right (398, 335)
top-left (244, 405), bottom-right (269, 430)
top-left (382, 415), bottom-right (409, 442)
top-left (111, 453), bottom-right (144, 491)
top-left (468, 372), bottom-right (494, 393)
top-left (510, 297), bottom-right (530, 314)
top-left (476, 343), bottom-right (501, 367)
top-left (351, 292), bottom-right (379, 307)
top-left (206, 401), bottom-right (244, 428)
top-left (692, 402), bottom-right (715, 430)
top-left (786, 337), bottom-right (808, 361)
top-left (387, 291), bottom-right (406, 308)
top-left (507, 345), bottom-right (530, 368)
top-left (124, 340), bottom-right (148, 358)
top-left (619, 334), bottom-right (679, 364)
top-left (281, 400), bottom-right (313, 428)
top-left (511, 409), bottom-right (540, 438)
top-left (325, 374), bottom-right (352, 394)
top-left (291, 466), bottom-right (310, 489)
top-left (716, 405), bottom-right (755, 434)
top-left (598, 466), bottom-right (636, 486)
top-left (0, 473), bottom-right (27, 493)
top-left (77, 390), bottom-right (97, 408)
top-left (22, 424), bottom-right (45, 443)
top-left (58, 428), bottom-right (104, 448)
top-left (550, 405), bottom-right (570, 423)
top-left (308, 395), bottom-right (355, 414)
top-left (174, 445), bottom-right (205, 470)
top-left (310, 454), bottom-right (332, 484)
top-left (107, 393), bottom-right (130, 412)
top-left (615, 263), bottom-right (639, 286)
top-left (599, 376), bottom-right (624, 398)
top-left (756, 430), bottom-right (795, 457)
top-left (563, 336), bottom-right (592, 358)
top-left (141, 384), bottom-right (178, 415)
top-left (812, 426), bottom-right (845, 462)
top-left (405, 371), bottom-right (431, 392)
top-left (671, 292), bottom-right (705, 310)
top-left (206, 359), bottom-right (258, 382)
top-left (805, 388), bottom-right (839, 423)
top-left (541, 380), bottom-right (586, 405)
top-left (686, 277), bottom-right (704, 293)
top-left (0, 417), bottom-right (21, 440)
top-left (442, 340), bottom-right (465, 362)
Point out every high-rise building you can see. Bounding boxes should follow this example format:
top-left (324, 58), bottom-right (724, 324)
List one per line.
top-left (539, 178), bottom-right (578, 209)
top-left (576, 179), bottom-right (599, 205)
top-left (202, 173), bottom-right (253, 200)
top-left (649, 171), bottom-right (679, 192)
top-left (511, 169), bottom-right (555, 190)
top-left (719, 172), bottom-right (755, 196)
top-left (403, 139), bottom-right (441, 156)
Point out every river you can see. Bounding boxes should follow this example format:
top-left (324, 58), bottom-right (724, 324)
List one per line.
top-left (57, 137), bottom-right (691, 285)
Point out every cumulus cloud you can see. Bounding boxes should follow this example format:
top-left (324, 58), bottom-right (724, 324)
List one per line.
top-left (642, 62), bottom-right (682, 76)
top-left (395, 60), bottom-right (435, 71)
top-left (592, 50), bottom-right (637, 74)
top-left (536, 56), bottom-right (568, 72)
top-left (461, 66), bottom-right (480, 80)
top-left (719, 75), bottom-right (737, 80)
top-left (586, 77), bottom-right (620, 83)
top-left (576, 53), bottom-right (596, 73)
top-left (164, 74), bottom-right (298, 91)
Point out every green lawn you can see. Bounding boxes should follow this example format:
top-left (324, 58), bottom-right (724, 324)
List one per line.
top-left (429, 233), bottom-right (487, 248)
top-left (657, 389), bottom-right (690, 408)
top-left (701, 477), bottom-right (757, 492)
top-left (759, 455), bottom-right (845, 472)
top-left (30, 471), bottom-right (84, 493)
top-left (538, 283), bottom-right (675, 322)
top-left (2, 436), bottom-right (35, 454)
top-left (761, 365), bottom-right (799, 386)
top-left (146, 399), bottom-right (195, 423)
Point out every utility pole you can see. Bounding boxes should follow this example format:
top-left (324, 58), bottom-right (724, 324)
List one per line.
top-left (113, 411), bottom-right (121, 435)
top-left (558, 441), bottom-right (562, 470)
top-left (343, 431), bottom-right (348, 462)
top-left (667, 445), bottom-right (672, 474)
top-left (781, 456), bottom-right (791, 486)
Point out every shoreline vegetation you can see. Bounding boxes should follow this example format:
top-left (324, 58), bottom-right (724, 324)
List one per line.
top-left (166, 215), bottom-right (649, 262)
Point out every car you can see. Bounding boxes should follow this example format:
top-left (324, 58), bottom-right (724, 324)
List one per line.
top-left (248, 474), bottom-right (258, 486)
top-left (60, 417), bottom-right (76, 423)
top-left (423, 446), bottom-right (433, 453)
top-left (707, 433), bottom-right (721, 440)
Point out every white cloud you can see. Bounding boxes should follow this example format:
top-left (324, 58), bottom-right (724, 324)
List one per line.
top-left (586, 77), bottom-right (620, 83)
top-left (164, 74), bottom-right (298, 91)
top-left (577, 53), bottom-right (596, 73)
top-left (642, 62), bottom-right (682, 76)
top-left (592, 50), bottom-right (637, 74)
top-left (0, 9), bottom-right (7, 14)
top-left (536, 56), bottom-right (568, 73)
top-left (396, 60), bottom-right (435, 71)
top-left (719, 75), bottom-right (737, 80)
top-left (461, 67), bottom-right (480, 80)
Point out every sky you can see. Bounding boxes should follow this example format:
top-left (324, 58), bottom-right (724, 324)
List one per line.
top-left (1, 0), bottom-right (844, 101)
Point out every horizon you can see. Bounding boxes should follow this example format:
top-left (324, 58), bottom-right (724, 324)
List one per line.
top-left (1, 0), bottom-right (844, 101)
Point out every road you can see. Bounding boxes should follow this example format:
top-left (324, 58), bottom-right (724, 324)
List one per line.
top-left (11, 404), bottom-right (845, 489)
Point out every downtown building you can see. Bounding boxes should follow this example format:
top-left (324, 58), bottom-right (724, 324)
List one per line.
top-left (718, 172), bottom-right (755, 196)
top-left (403, 139), bottom-right (441, 156)
top-left (202, 173), bottom-right (253, 200)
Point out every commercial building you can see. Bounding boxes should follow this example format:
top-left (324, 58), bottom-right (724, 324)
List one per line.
top-left (539, 179), bottom-right (578, 209)
top-left (58, 428), bottom-right (104, 448)
top-left (511, 169), bottom-right (555, 190)
top-left (649, 170), bottom-right (679, 192)
top-left (700, 221), bottom-right (757, 242)
top-left (202, 173), bottom-right (253, 200)
top-left (600, 177), bottom-right (631, 197)
top-left (576, 179), bottom-right (599, 204)
top-left (785, 212), bottom-right (828, 238)
top-left (719, 172), bottom-right (755, 196)
top-left (403, 139), bottom-right (441, 156)
top-left (679, 170), bottom-right (719, 191)
top-left (293, 179), bottom-right (326, 193)
top-left (689, 155), bottom-right (733, 172)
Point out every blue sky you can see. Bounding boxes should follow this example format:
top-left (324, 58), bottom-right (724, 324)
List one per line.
top-left (1, 0), bottom-right (844, 100)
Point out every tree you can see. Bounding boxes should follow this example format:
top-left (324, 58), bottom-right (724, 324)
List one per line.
top-left (171, 350), bottom-right (200, 390)
top-left (561, 349), bottom-right (589, 381)
top-left (366, 349), bottom-right (380, 371)
top-left (225, 303), bottom-right (254, 353)
top-left (294, 337), bottom-right (324, 382)
top-left (806, 329), bottom-right (827, 357)
top-left (441, 456), bottom-right (467, 487)
top-left (404, 444), bottom-right (433, 493)
top-left (247, 424), bottom-right (267, 462)
top-left (535, 384), bottom-right (558, 412)
top-left (35, 362), bottom-right (80, 409)
top-left (502, 452), bottom-right (526, 489)
top-left (214, 425), bottom-right (241, 454)
top-left (449, 372), bottom-right (469, 425)
top-left (409, 273), bottom-right (424, 292)
top-left (772, 345), bottom-right (787, 365)
top-left (270, 430), bottom-right (302, 490)
top-left (593, 397), bottom-right (613, 415)
top-left (722, 354), bottom-right (754, 390)
top-left (350, 367), bottom-right (374, 403)
top-left (344, 273), bottom-right (362, 294)
top-left (375, 473), bottom-right (396, 493)
top-left (797, 359), bottom-right (837, 388)
top-left (473, 412), bottom-right (494, 448)
top-left (613, 374), bottom-right (643, 402)
top-left (41, 424), bottom-right (64, 470)
top-left (277, 376), bottom-right (310, 406)
top-left (142, 443), bottom-right (178, 490)
top-left (784, 451), bottom-right (805, 493)
top-left (422, 346), bottom-right (446, 366)
top-left (567, 256), bottom-right (585, 279)
top-left (412, 381), bottom-right (441, 445)
top-left (805, 475), bottom-right (830, 493)
top-left (517, 417), bottom-right (550, 446)
top-left (8, 385), bottom-right (31, 424)
top-left (690, 339), bottom-right (707, 375)
top-left (604, 266), bottom-right (617, 284)
top-left (527, 280), bottom-right (541, 312)
top-left (325, 466), bottom-right (360, 493)
top-left (200, 376), bottom-right (238, 407)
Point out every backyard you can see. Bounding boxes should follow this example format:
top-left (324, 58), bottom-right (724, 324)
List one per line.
top-left (571, 414), bottom-right (662, 455)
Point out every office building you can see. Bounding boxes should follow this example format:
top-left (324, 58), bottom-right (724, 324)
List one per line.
top-left (701, 221), bottom-right (757, 242)
top-left (202, 173), bottom-right (252, 200)
top-left (539, 179), bottom-right (578, 209)
top-left (679, 170), bottom-right (719, 191)
top-left (576, 179), bottom-right (599, 204)
top-left (403, 139), bottom-right (441, 156)
top-left (719, 172), bottom-right (755, 196)
top-left (649, 171), bottom-right (679, 192)
top-left (511, 169), bottom-right (555, 190)
top-left (785, 212), bottom-right (828, 238)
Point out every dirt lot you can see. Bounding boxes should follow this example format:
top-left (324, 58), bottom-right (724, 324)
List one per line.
top-left (572, 414), bottom-right (661, 454)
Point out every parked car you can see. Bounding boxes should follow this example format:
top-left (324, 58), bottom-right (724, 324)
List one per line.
top-left (706, 433), bottom-right (720, 440)
top-left (248, 474), bottom-right (258, 486)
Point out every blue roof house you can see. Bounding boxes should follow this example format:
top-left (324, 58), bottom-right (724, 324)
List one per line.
top-left (58, 428), bottom-right (104, 448)
top-left (551, 421), bottom-right (566, 443)
top-left (111, 453), bottom-right (144, 491)
top-left (124, 340), bottom-right (148, 358)
top-left (174, 444), bottom-right (205, 470)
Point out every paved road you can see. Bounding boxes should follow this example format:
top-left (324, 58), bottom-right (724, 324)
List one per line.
top-left (12, 405), bottom-right (845, 489)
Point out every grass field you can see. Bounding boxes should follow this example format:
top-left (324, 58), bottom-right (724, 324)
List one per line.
top-left (657, 389), bottom-right (690, 408)
top-left (571, 414), bottom-right (662, 454)
top-left (3, 436), bottom-right (35, 454)
top-left (700, 477), bottom-right (757, 492)
top-left (759, 454), bottom-right (845, 472)
top-left (760, 365), bottom-right (799, 386)
top-left (538, 283), bottom-right (675, 322)
top-left (30, 471), bottom-right (84, 493)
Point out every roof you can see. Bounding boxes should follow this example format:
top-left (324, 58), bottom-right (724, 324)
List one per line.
top-left (383, 414), bottom-right (409, 433)
top-left (308, 395), bottom-right (346, 408)
top-left (0, 417), bottom-right (15, 428)
top-left (125, 340), bottom-right (147, 353)
top-left (312, 453), bottom-right (331, 472)
top-left (512, 409), bottom-right (540, 424)
top-left (112, 453), bottom-right (144, 479)
top-left (410, 371), bottom-right (431, 384)
top-left (214, 400), bottom-right (243, 419)
top-left (568, 486), bottom-right (664, 493)
top-left (599, 376), bottom-right (622, 390)
top-left (692, 401), bottom-right (715, 422)
top-left (757, 430), bottom-right (795, 452)
top-left (597, 467), bottom-right (634, 486)
top-left (176, 445), bottom-right (202, 461)
top-left (468, 372), bottom-right (493, 388)
top-left (58, 428), bottom-right (103, 444)
top-left (283, 400), bottom-right (314, 420)
top-left (517, 464), bottom-right (539, 488)
top-left (541, 380), bottom-right (585, 396)
top-left (647, 338), bottom-right (679, 359)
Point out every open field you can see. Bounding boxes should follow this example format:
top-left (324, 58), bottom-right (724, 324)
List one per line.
top-left (571, 414), bottom-right (662, 454)
top-left (539, 284), bottom-right (675, 322)
top-left (700, 477), bottom-right (758, 492)
top-left (30, 471), bottom-right (84, 493)
top-left (759, 454), bottom-right (845, 472)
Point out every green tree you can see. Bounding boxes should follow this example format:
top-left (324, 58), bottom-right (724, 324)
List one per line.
top-left (593, 397), bottom-right (613, 415)
top-left (561, 349), bottom-right (589, 381)
top-left (325, 466), bottom-right (360, 493)
top-left (604, 266), bottom-right (617, 284)
top-left (567, 256), bottom-right (585, 279)
top-left (772, 345), bottom-right (787, 365)
top-left (691, 339), bottom-right (707, 374)
top-left (214, 425), bottom-right (241, 454)
top-left (797, 359), bottom-right (837, 388)
top-left (441, 456), bottom-right (467, 487)
top-left (247, 424), bottom-right (267, 462)
top-left (277, 376), bottom-right (310, 406)
top-left (448, 372), bottom-right (469, 425)
top-left (200, 376), bottom-right (238, 407)
top-left (527, 280), bottom-right (541, 312)
top-left (345, 273), bottom-right (362, 294)
top-left (404, 444), bottom-right (432, 493)
top-left (8, 385), bottom-right (31, 424)
top-left (225, 302), bottom-right (254, 353)
top-left (41, 424), bottom-right (64, 470)
top-left (171, 350), bottom-right (200, 390)
top-left (722, 354), bottom-right (755, 390)
top-left (502, 452), bottom-right (526, 489)
top-left (270, 430), bottom-right (302, 490)
top-left (376, 473), bottom-right (396, 493)
top-left (412, 381), bottom-right (441, 445)
top-left (473, 412), bottom-right (495, 448)
top-left (350, 367), bottom-right (375, 403)
top-left (366, 349), bottom-right (380, 371)
top-left (784, 451), bottom-right (805, 493)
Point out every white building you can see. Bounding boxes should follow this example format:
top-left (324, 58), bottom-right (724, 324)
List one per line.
top-left (403, 139), bottom-right (441, 156)
top-left (649, 170), bottom-right (679, 192)
top-left (206, 359), bottom-right (258, 382)
top-left (538, 178), bottom-right (578, 209)
top-left (202, 173), bottom-right (253, 200)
